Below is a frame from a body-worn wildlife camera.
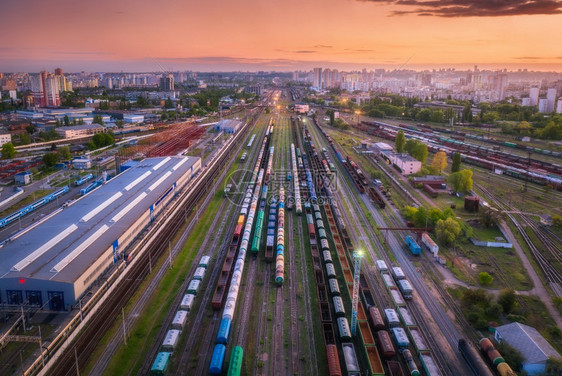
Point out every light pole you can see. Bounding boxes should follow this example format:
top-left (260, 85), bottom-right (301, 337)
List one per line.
top-left (351, 250), bottom-right (363, 336)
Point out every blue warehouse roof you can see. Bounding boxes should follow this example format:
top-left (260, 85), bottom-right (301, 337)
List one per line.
top-left (0, 156), bottom-right (200, 286)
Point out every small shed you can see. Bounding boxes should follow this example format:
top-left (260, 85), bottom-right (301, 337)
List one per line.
top-left (14, 171), bottom-right (33, 185)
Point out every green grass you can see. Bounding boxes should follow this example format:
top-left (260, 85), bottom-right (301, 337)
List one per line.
top-left (85, 191), bottom-right (225, 375)
top-left (0, 189), bottom-right (52, 217)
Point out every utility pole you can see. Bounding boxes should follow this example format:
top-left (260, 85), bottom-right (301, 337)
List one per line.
top-left (351, 250), bottom-right (363, 336)
top-left (122, 307), bottom-right (127, 345)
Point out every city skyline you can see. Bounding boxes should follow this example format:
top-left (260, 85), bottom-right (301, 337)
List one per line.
top-left (2, 0), bottom-right (562, 72)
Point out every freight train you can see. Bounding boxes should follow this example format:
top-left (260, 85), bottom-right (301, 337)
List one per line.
top-left (360, 120), bottom-right (562, 190)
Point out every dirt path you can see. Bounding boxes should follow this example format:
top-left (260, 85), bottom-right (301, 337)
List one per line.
top-left (499, 221), bottom-right (562, 328)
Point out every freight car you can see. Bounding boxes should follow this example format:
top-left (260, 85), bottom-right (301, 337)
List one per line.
top-left (377, 330), bottom-right (396, 358)
top-left (369, 306), bottom-right (386, 331)
top-left (368, 186), bottom-right (386, 208)
top-left (391, 327), bottom-right (410, 350)
top-left (405, 235), bottom-right (421, 255)
top-left (458, 339), bottom-right (494, 376)
top-left (209, 344), bottom-right (226, 375)
top-left (326, 344), bottom-right (343, 376)
top-left (333, 296), bottom-right (346, 317)
top-left (398, 279), bottom-right (413, 300)
top-left (150, 352), bottom-right (171, 375)
top-left (341, 342), bottom-right (361, 376)
top-left (402, 349), bottom-right (421, 376)
top-left (337, 317), bottom-right (352, 341)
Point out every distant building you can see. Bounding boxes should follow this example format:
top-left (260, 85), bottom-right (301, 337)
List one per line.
top-left (32, 71), bottom-right (61, 107)
top-left (492, 72), bottom-right (508, 101)
top-left (0, 134), bottom-right (12, 146)
top-left (557, 99), bottom-right (562, 114)
top-left (313, 68), bottom-right (322, 89)
top-left (294, 103), bottom-right (310, 114)
top-left (389, 153), bottom-right (422, 175)
top-left (55, 124), bottom-right (104, 139)
top-left (159, 74), bottom-right (174, 91)
top-left (546, 88), bottom-right (557, 113)
top-left (14, 171), bottom-right (33, 185)
top-left (72, 158), bottom-right (92, 169)
top-left (494, 322), bottom-right (561, 375)
top-left (538, 98), bottom-right (549, 113)
top-left (123, 114), bottom-right (144, 124)
top-left (521, 97), bottom-right (531, 106)
top-left (245, 85), bottom-right (262, 96)
top-left (529, 87), bottom-right (540, 106)
top-left (215, 119), bottom-right (242, 134)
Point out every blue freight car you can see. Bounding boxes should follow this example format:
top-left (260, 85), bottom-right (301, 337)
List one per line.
top-left (217, 317), bottom-right (232, 344)
top-left (151, 352), bottom-right (171, 375)
top-left (405, 235), bottom-right (421, 255)
top-left (209, 344), bottom-right (226, 375)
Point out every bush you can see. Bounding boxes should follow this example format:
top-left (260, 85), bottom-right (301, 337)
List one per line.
top-left (478, 272), bottom-right (494, 286)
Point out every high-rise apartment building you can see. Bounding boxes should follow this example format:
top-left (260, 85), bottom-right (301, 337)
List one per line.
top-left (159, 74), bottom-right (174, 91)
top-left (32, 71), bottom-right (61, 107)
top-left (529, 87), bottom-right (540, 106)
top-left (313, 68), bottom-right (322, 89)
top-left (546, 88), bottom-right (557, 113)
top-left (492, 72), bottom-right (508, 101)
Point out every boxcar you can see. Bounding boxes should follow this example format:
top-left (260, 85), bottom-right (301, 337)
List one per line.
top-left (227, 346), bottom-right (243, 376)
top-left (329, 278), bottom-right (341, 296)
top-left (377, 330), bottom-right (396, 358)
top-left (162, 329), bottom-right (180, 351)
top-left (151, 352), bottom-right (171, 375)
top-left (193, 267), bottom-right (206, 281)
top-left (187, 280), bottom-right (201, 295)
top-left (180, 294), bottom-right (195, 311)
top-left (172, 310), bottom-right (188, 330)
top-left (217, 317), bottom-right (232, 345)
top-left (199, 255), bottom-right (210, 268)
top-left (333, 296), bottom-right (346, 317)
top-left (337, 317), bottom-right (352, 341)
top-left (326, 263), bottom-right (336, 279)
top-left (368, 306), bottom-right (386, 331)
top-left (209, 344), bottom-right (226, 375)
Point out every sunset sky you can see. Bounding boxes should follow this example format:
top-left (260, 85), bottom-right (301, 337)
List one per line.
top-left (2, 0), bottom-right (562, 72)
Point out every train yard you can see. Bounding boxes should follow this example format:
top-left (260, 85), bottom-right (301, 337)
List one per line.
top-left (3, 88), bottom-right (561, 376)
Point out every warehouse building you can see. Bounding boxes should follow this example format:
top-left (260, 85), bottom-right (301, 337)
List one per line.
top-left (494, 322), bottom-right (561, 375)
top-left (215, 119), bottom-right (242, 134)
top-left (0, 156), bottom-right (201, 311)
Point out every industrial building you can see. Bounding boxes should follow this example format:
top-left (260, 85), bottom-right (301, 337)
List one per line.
top-left (0, 156), bottom-right (201, 311)
top-left (55, 124), bottom-right (105, 139)
top-left (388, 153), bottom-right (422, 175)
top-left (494, 322), bottom-right (561, 375)
top-left (215, 119), bottom-right (242, 134)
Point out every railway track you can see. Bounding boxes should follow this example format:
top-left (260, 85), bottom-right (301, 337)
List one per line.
top-left (306, 116), bottom-right (468, 375)
top-left (41, 110), bottom-right (261, 376)
top-left (476, 184), bottom-right (562, 297)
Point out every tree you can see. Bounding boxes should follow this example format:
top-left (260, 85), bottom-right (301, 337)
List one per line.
top-left (20, 133), bottom-right (31, 145)
top-left (448, 169), bottom-right (473, 193)
top-left (164, 98), bottom-right (174, 109)
top-left (431, 151), bottom-right (447, 173)
top-left (498, 288), bottom-right (518, 314)
top-left (93, 114), bottom-right (104, 125)
top-left (1, 142), bottom-right (16, 159)
top-left (546, 357), bottom-right (562, 375)
top-left (404, 139), bottom-right (428, 163)
top-left (395, 130), bottom-right (405, 153)
top-left (26, 124), bottom-right (36, 134)
top-left (58, 146), bottom-right (71, 161)
top-left (480, 206), bottom-right (502, 228)
top-left (496, 342), bottom-right (524, 372)
top-left (435, 217), bottom-right (461, 245)
top-left (478, 272), bottom-right (494, 286)
top-left (451, 152), bottom-right (462, 173)
top-left (63, 115), bottom-right (70, 126)
top-left (515, 121), bottom-right (532, 135)
top-left (92, 132), bottom-right (114, 149)
top-left (43, 152), bottom-right (59, 167)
